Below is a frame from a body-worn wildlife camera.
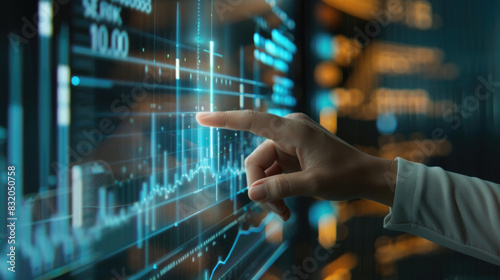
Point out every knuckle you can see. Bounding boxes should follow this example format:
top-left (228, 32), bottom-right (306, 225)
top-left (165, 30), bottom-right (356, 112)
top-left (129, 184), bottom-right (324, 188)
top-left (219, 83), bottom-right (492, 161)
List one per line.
top-left (244, 109), bottom-right (257, 119)
top-left (244, 155), bottom-right (254, 167)
top-left (285, 112), bottom-right (308, 121)
top-left (298, 122), bottom-right (317, 138)
top-left (304, 171), bottom-right (319, 195)
top-left (244, 110), bottom-right (258, 130)
top-left (305, 170), bottom-right (323, 196)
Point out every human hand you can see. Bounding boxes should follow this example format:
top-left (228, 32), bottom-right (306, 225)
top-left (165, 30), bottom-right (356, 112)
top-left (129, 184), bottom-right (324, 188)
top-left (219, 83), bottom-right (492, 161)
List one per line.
top-left (196, 110), bottom-right (397, 221)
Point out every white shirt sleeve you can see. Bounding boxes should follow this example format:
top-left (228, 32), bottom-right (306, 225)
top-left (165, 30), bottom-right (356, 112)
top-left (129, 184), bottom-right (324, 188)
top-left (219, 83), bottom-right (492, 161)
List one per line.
top-left (384, 157), bottom-right (500, 266)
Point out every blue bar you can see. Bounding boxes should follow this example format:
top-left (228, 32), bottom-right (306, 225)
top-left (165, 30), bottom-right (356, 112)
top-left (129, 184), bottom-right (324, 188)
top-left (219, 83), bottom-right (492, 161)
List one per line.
top-left (99, 187), bottom-right (106, 222)
top-left (56, 25), bottom-right (70, 237)
top-left (150, 113), bottom-right (156, 193)
top-left (150, 114), bottom-right (156, 231)
top-left (8, 33), bottom-right (24, 261)
top-left (38, 14), bottom-right (52, 197)
top-left (77, 76), bottom-right (114, 88)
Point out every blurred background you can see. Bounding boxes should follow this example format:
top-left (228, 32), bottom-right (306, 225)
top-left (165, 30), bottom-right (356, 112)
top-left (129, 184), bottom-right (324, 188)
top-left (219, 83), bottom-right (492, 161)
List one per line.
top-left (274, 0), bottom-right (500, 279)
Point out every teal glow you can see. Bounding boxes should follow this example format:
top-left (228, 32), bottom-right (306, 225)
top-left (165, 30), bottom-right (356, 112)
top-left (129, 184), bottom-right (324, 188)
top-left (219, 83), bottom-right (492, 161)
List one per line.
top-left (313, 33), bottom-right (335, 60)
top-left (308, 201), bottom-right (337, 230)
top-left (377, 113), bottom-right (398, 134)
top-left (71, 76), bottom-right (80, 86)
top-left (315, 91), bottom-right (335, 110)
top-left (271, 29), bottom-right (297, 53)
top-left (253, 33), bottom-right (260, 46)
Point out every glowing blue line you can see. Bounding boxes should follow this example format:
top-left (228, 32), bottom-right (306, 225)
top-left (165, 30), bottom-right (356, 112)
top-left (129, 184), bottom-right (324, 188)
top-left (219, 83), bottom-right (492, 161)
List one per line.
top-left (132, 197), bottom-right (247, 257)
top-left (76, 75), bottom-right (268, 98)
top-left (95, 111), bottom-right (201, 116)
top-left (10, 145), bottom-right (250, 277)
top-left (56, 48), bottom-right (70, 232)
top-left (77, 206), bottom-right (248, 280)
top-left (250, 242), bottom-right (289, 280)
top-left (77, 76), bottom-right (113, 88)
top-left (150, 113), bottom-right (156, 231)
top-left (12, 151), bottom-right (254, 279)
top-left (175, 1), bottom-right (181, 226)
top-left (101, 138), bottom-right (245, 166)
top-left (71, 166), bottom-right (82, 228)
top-left (210, 40), bottom-right (214, 162)
top-left (203, 48), bottom-right (223, 57)
top-left (128, 204), bottom-right (260, 280)
top-left (38, 1), bottom-right (52, 195)
top-left (209, 214), bottom-right (273, 280)
top-left (240, 46), bottom-right (245, 110)
top-left (6, 1), bottom-right (300, 277)
top-left (219, 235), bottom-right (266, 279)
top-left (71, 46), bottom-right (266, 87)
top-left (8, 32), bottom-right (24, 204)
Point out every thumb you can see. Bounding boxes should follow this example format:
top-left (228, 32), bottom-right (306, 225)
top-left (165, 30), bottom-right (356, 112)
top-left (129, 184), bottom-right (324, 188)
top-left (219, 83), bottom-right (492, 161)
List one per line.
top-left (248, 172), bottom-right (313, 202)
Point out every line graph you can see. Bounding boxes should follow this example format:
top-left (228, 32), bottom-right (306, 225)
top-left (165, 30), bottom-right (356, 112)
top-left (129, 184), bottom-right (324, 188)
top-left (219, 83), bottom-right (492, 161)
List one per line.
top-left (209, 214), bottom-right (273, 280)
top-left (1, 0), bottom-right (299, 279)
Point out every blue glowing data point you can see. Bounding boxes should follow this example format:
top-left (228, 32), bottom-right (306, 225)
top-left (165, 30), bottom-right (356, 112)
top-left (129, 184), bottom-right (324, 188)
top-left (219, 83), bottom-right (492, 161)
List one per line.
top-left (71, 76), bottom-right (80, 86)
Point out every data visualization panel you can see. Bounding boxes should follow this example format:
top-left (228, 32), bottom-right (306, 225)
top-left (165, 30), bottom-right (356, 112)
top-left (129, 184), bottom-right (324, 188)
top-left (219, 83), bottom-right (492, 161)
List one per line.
top-left (1, 0), bottom-right (300, 279)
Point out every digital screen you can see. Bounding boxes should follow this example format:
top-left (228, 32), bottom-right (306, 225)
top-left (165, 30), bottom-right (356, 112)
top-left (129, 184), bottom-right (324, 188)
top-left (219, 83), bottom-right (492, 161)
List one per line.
top-left (1, 0), bottom-right (300, 279)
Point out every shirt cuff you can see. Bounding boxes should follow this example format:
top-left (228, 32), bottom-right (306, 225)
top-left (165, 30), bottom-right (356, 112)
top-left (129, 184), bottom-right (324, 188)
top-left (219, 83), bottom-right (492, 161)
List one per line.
top-left (383, 157), bottom-right (423, 230)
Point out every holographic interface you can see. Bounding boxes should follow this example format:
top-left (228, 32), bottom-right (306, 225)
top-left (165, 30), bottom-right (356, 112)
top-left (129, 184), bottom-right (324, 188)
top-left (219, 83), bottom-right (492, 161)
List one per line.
top-left (1, 0), bottom-right (300, 279)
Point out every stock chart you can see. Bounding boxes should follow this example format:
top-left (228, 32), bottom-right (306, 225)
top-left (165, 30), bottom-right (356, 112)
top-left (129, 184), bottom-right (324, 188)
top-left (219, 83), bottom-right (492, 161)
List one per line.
top-left (1, 0), bottom-right (300, 279)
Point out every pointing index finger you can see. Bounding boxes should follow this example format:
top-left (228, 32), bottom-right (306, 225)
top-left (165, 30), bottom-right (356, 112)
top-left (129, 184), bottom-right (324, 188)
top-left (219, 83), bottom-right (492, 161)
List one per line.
top-left (196, 110), bottom-right (289, 142)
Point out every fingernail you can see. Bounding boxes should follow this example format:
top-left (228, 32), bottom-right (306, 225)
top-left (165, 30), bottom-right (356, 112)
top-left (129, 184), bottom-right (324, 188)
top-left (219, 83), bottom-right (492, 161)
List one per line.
top-left (248, 183), bottom-right (267, 201)
top-left (196, 112), bottom-right (212, 119)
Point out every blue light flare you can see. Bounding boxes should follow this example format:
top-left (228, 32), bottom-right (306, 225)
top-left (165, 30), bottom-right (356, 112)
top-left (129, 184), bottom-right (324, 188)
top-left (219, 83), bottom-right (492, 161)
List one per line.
top-left (377, 113), bottom-right (398, 134)
top-left (308, 201), bottom-right (337, 230)
top-left (313, 33), bottom-right (335, 60)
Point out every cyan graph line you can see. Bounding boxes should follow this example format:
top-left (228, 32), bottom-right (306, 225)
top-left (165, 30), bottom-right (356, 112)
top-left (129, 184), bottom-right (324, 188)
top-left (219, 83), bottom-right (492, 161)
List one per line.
top-left (208, 214), bottom-right (274, 280)
top-left (71, 46), bottom-right (266, 87)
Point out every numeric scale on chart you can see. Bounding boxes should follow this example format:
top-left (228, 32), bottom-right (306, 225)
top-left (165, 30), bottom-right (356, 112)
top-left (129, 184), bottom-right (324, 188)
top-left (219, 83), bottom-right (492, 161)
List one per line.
top-left (2, 0), bottom-right (298, 279)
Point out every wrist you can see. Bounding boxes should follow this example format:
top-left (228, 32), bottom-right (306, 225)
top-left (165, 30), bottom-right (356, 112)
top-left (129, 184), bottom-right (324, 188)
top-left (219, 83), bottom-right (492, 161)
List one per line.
top-left (359, 156), bottom-right (398, 207)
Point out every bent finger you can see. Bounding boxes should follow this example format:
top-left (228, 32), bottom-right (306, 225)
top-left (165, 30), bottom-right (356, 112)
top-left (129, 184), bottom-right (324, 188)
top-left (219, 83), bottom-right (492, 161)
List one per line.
top-left (249, 171), bottom-right (315, 202)
top-left (245, 139), bottom-right (277, 186)
top-left (261, 201), bottom-right (291, 221)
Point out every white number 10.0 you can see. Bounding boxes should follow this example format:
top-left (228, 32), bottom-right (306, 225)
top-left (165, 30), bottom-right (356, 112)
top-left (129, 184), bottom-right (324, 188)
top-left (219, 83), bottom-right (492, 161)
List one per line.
top-left (90, 23), bottom-right (129, 57)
